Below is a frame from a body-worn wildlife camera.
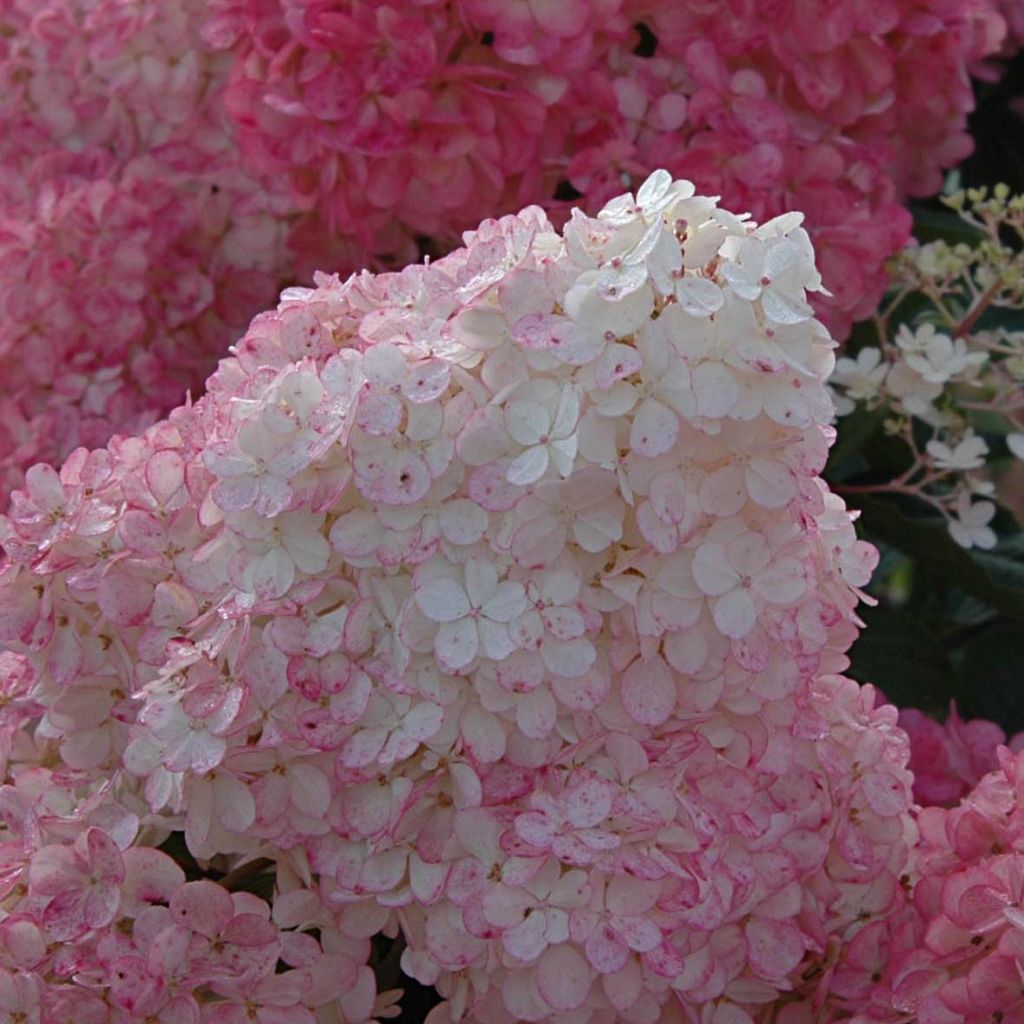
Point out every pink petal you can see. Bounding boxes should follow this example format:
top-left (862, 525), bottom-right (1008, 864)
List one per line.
top-left (537, 944), bottom-right (593, 1011)
top-left (82, 881), bottom-right (122, 929)
top-left (621, 656), bottom-right (676, 726)
top-left (745, 917), bottom-right (805, 981)
top-left (170, 880), bottom-right (234, 937)
top-left (585, 922), bottom-right (629, 974)
top-left (84, 828), bottom-right (125, 882)
top-left (565, 776), bottom-right (613, 829)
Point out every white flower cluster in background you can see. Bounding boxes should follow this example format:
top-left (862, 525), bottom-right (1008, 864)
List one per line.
top-left (830, 184), bottom-right (1024, 548)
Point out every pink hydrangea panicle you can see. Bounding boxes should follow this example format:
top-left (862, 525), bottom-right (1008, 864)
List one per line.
top-left (200, 1), bottom-right (1003, 344)
top-left (853, 746), bottom-right (1024, 1024)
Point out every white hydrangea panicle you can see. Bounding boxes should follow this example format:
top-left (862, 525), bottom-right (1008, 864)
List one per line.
top-left (0, 172), bottom-right (913, 1024)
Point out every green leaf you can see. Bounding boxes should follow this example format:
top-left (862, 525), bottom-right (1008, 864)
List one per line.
top-left (953, 622), bottom-right (1024, 734)
top-left (848, 604), bottom-right (960, 714)
top-left (909, 202), bottom-right (987, 245)
top-left (854, 496), bottom-right (1024, 622)
top-left (826, 406), bottom-right (888, 481)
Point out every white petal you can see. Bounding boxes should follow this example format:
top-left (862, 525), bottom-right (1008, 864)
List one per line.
top-left (552, 387), bottom-right (581, 439)
top-left (250, 548), bottom-right (295, 599)
top-left (415, 577), bottom-right (471, 623)
top-left (548, 436), bottom-right (578, 477)
top-left (482, 581), bottom-right (527, 623)
top-left (284, 525), bottom-right (330, 575)
top-left (507, 446), bottom-right (550, 486)
top-left (479, 617), bottom-right (516, 661)
top-left (698, 465), bottom-right (747, 517)
top-left (752, 556), bottom-right (806, 604)
top-left (517, 689), bottom-right (557, 739)
top-left (692, 543), bottom-right (739, 596)
top-left (761, 287), bottom-right (811, 325)
top-left (506, 400), bottom-right (550, 446)
top-left (630, 398), bottom-right (678, 457)
top-left (745, 457), bottom-right (797, 508)
top-left (636, 169), bottom-right (672, 209)
top-left (726, 531), bottom-right (772, 576)
top-left (464, 557), bottom-right (498, 608)
top-left (692, 362), bottom-right (738, 418)
top-left (674, 276), bottom-right (724, 317)
top-left (713, 589), bottom-right (757, 638)
top-left (435, 618), bottom-right (479, 671)
top-left (330, 509), bottom-right (382, 558)
top-left (542, 638), bottom-right (595, 678)
top-left (541, 569), bottom-right (580, 606)
top-left (439, 499), bottom-right (489, 546)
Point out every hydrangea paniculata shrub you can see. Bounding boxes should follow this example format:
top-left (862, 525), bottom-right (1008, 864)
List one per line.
top-left (0, 172), bottom-right (916, 1022)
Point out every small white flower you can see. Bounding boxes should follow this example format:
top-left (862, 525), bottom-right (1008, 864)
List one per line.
top-left (504, 382), bottom-right (580, 485)
top-left (721, 224), bottom-right (821, 324)
top-left (229, 509), bottom-right (331, 598)
top-left (886, 360), bottom-right (943, 418)
top-left (947, 491), bottom-right (997, 549)
top-left (415, 558), bottom-right (527, 670)
top-left (926, 431), bottom-right (989, 471)
top-left (1008, 433), bottom-right (1024, 460)
top-left (832, 348), bottom-right (888, 410)
top-left (692, 530), bottom-right (807, 638)
top-left (895, 323), bottom-right (987, 384)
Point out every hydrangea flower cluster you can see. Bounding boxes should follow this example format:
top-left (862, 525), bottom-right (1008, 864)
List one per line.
top-left (896, 701), bottom-right (1023, 807)
top-left (0, 174), bottom-right (917, 1022)
top-left (850, 746), bottom-right (1024, 1024)
top-left (830, 184), bottom-right (1024, 549)
top-left (204, 0), bottom-right (1006, 341)
top-left (0, 0), bottom-right (362, 505)
top-left (0, 773), bottom-right (390, 1024)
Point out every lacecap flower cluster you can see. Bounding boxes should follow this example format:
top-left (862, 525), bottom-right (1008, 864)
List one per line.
top-left (0, 173), bottom-right (918, 1024)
